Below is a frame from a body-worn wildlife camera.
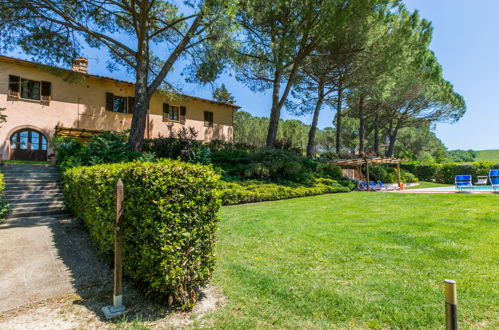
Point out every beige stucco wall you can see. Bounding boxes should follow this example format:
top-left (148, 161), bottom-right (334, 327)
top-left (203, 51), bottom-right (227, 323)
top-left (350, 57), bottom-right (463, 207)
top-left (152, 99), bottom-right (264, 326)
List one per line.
top-left (0, 59), bottom-right (234, 160)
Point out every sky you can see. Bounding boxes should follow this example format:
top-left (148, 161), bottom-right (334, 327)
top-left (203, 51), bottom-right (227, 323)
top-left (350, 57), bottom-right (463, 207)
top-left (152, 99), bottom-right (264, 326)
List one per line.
top-left (5, 0), bottom-right (498, 150)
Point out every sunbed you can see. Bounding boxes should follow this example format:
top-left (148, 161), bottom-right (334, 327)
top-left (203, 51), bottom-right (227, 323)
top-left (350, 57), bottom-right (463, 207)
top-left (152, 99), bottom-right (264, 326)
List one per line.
top-left (358, 181), bottom-right (368, 191)
top-left (455, 175), bottom-right (474, 191)
top-left (376, 180), bottom-right (389, 191)
top-left (475, 176), bottom-right (488, 186)
top-left (369, 181), bottom-right (380, 191)
top-left (489, 170), bottom-right (499, 192)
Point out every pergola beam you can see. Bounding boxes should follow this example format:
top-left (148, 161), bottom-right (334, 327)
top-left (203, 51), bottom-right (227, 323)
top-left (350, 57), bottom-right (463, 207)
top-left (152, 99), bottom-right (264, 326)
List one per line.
top-left (329, 157), bottom-right (406, 189)
top-left (54, 126), bottom-right (106, 139)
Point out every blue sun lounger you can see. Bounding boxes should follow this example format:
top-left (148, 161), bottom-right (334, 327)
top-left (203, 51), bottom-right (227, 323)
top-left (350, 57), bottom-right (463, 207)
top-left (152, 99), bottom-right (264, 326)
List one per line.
top-left (489, 170), bottom-right (499, 192)
top-left (376, 180), bottom-right (388, 191)
top-left (455, 175), bottom-right (474, 191)
top-left (358, 181), bottom-right (368, 191)
top-left (369, 181), bottom-right (380, 191)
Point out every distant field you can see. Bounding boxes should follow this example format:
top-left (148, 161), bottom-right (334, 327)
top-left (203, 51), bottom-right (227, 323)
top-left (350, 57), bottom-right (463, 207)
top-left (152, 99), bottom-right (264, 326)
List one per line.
top-left (475, 149), bottom-right (499, 162)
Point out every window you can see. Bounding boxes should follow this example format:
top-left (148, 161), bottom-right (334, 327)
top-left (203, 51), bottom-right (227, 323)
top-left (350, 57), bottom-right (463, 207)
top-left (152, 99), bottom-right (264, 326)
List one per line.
top-left (106, 92), bottom-right (132, 113)
top-left (170, 106), bottom-right (179, 121)
top-left (204, 111), bottom-right (213, 127)
top-left (113, 96), bottom-right (128, 113)
top-left (163, 103), bottom-right (185, 122)
top-left (21, 79), bottom-right (41, 100)
top-left (8, 75), bottom-right (51, 101)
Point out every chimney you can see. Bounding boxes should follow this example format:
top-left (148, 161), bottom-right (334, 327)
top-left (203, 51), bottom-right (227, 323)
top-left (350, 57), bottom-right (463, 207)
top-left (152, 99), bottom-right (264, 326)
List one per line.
top-left (72, 57), bottom-right (88, 74)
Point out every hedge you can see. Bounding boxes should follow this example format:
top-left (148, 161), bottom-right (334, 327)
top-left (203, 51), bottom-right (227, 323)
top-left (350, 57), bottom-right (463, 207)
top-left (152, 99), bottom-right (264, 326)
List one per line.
top-left (63, 160), bottom-right (221, 308)
top-left (0, 172), bottom-right (8, 220)
top-left (219, 178), bottom-right (350, 205)
top-left (401, 162), bottom-right (497, 184)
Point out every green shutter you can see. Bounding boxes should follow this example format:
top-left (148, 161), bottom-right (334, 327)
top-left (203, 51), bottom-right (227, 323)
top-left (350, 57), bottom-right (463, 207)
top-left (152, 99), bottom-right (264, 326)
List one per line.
top-left (128, 97), bottom-right (135, 114)
top-left (41, 81), bottom-right (51, 98)
top-left (8, 75), bottom-right (20, 93)
top-left (105, 92), bottom-right (114, 111)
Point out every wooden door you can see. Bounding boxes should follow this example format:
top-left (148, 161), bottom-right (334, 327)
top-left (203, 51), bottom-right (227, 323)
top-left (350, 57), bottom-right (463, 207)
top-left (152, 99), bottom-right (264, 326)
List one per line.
top-left (10, 129), bottom-right (48, 161)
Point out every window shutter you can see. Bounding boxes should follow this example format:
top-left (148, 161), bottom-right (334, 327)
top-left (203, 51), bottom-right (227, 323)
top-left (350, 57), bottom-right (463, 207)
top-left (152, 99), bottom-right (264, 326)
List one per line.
top-left (41, 81), bottom-right (51, 98)
top-left (163, 103), bottom-right (169, 121)
top-left (128, 97), bottom-right (135, 114)
top-left (105, 92), bottom-right (114, 111)
top-left (8, 75), bottom-right (20, 94)
top-left (204, 111), bottom-right (213, 127)
top-left (180, 106), bottom-right (186, 122)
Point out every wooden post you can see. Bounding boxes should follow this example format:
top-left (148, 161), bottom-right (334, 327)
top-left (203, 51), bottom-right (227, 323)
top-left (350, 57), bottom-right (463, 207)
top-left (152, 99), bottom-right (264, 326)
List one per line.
top-left (114, 178), bottom-right (124, 307)
top-left (366, 159), bottom-right (370, 191)
top-left (101, 178), bottom-right (127, 319)
top-left (444, 279), bottom-right (458, 330)
top-left (397, 162), bottom-right (402, 189)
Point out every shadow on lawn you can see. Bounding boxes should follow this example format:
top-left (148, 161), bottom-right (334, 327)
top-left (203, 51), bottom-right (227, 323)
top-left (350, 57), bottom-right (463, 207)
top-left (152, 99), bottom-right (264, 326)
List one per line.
top-left (49, 216), bottom-right (181, 324)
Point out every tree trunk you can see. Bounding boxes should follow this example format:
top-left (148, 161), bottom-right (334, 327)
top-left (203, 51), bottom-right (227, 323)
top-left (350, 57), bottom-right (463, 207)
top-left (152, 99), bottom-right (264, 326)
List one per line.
top-left (266, 60), bottom-right (301, 148)
top-left (306, 83), bottom-right (324, 158)
top-left (335, 84), bottom-right (343, 155)
top-left (385, 127), bottom-right (399, 158)
top-left (129, 35), bottom-right (150, 152)
top-left (373, 115), bottom-right (380, 156)
top-left (358, 94), bottom-right (365, 156)
top-left (266, 71), bottom-right (282, 148)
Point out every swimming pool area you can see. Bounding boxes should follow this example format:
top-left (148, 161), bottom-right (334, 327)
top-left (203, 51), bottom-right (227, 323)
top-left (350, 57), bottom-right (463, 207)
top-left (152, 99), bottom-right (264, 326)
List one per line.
top-left (390, 185), bottom-right (498, 194)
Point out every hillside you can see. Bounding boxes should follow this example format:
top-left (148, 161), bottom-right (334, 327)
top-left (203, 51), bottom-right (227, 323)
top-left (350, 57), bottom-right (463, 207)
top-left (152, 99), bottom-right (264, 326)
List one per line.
top-left (475, 150), bottom-right (499, 162)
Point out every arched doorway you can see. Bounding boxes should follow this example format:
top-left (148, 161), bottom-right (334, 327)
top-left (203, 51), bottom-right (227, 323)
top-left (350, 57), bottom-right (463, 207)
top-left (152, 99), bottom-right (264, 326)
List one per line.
top-left (10, 129), bottom-right (48, 161)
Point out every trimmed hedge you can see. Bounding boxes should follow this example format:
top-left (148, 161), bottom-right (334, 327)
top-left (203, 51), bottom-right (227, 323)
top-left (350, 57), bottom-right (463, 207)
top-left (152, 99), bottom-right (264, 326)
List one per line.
top-left (219, 178), bottom-right (350, 205)
top-left (401, 162), bottom-right (496, 184)
top-left (63, 160), bottom-right (221, 308)
top-left (0, 172), bottom-right (8, 220)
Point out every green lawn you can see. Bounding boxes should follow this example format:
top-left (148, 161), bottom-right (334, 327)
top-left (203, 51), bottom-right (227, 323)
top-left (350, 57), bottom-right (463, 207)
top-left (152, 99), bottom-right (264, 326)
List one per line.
top-left (476, 149), bottom-right (499, 163)
top-left (203, 193), bottom-right (498, 329)
top-left (405, 181), bottom-right (452, 190)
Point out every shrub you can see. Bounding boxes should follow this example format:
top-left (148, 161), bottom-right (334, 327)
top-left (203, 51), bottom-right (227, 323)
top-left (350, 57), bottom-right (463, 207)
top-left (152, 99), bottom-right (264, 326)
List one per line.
top-left (63, 160), bottom-right (221, 308)
top-left (0, 172), bottom-right (8, 220)
top-left (143, 137), bottom-right (202, 161)
top-left (316, 163), bottom-right (343, 179)
top-left (244, 149), bottom-right (317, 183)
top-left (316, 152), bottom-right (338, 162)
top-left (185, 143), bottom-right (211, 165)
top-left (367, 164), bottom-right (390, 182)
top-left (219, 178), bottom-right (349, 205)
top-left (211, 150), bottom-right (251, 179)
top-left (54, 133), bottom-right (155, 170)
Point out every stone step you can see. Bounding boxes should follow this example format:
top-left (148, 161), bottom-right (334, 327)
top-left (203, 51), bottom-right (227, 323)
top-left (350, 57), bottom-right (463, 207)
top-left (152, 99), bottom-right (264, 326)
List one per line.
top-left (7, 197), bottom-right (65, 204)
top-left (10, 201), bottom-right (65, 212)
top-left (6, 208), bottom-right (70, 219)
top-left (5, 184), bottom-right (61, 192)
top-left (9, 199), bottom-right (65, 207)
top-left (0, 164), bottom-right (54, 169)
top-left (1, 166), bottom-right (59, 170)
top-left (2, 174), bottom-right (61, 179)
top-left (5, 193), bottom-right (64, 202)
top-left (10, 204), bottom-right (65, 213)
top-left (4, 189), bottom-right (62, 200)
top-left (2, 179), bottom-right (61, 184)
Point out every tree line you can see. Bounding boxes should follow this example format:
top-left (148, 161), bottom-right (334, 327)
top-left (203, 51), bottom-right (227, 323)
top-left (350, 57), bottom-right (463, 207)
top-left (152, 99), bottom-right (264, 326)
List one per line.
top-left (1, 0), bottom-right (465, 158)
top-left (232, 110), bottom-right (450, 162)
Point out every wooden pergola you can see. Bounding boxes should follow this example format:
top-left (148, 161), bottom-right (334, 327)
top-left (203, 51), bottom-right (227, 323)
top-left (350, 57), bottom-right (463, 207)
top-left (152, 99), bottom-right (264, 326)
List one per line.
top-left (55, 126), bottom-right (105, 139)
top-left (329, 157), bottom-right (405, 191)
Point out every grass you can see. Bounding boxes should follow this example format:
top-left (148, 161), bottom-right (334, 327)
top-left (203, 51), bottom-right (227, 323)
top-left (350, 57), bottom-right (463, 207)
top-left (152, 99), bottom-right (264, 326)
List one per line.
top-left (405, 181), bottom-right (452, 190)
top-left (204, 193), bottom-right (498, 329)
top-left (475, 149), bottom-right (499, 163)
